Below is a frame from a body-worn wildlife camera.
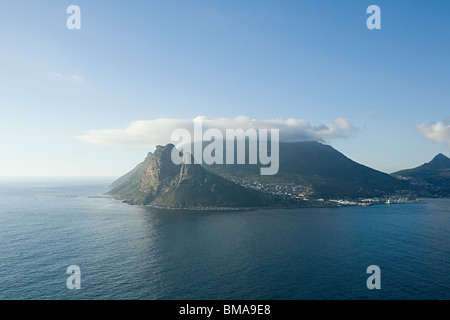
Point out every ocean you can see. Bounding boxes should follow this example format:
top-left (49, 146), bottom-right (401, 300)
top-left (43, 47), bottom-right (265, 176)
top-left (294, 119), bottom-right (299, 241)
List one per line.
top-left (0, 178), bottom-right (449, 300)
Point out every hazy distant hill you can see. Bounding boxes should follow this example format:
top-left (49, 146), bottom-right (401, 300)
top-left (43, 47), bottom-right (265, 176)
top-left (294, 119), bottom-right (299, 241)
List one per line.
top-left (204, 141), bottom-right (409, 198)
top-left (108, 144), bottom-right (269, 208)
top-left (392, 153), bottom-right (450, 197)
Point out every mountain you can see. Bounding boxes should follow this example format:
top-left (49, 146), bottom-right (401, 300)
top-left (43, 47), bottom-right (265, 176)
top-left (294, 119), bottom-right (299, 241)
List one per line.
top-left (393, 153), bottom-right (450, 175)
top-left (392, 153), bottom-right (450, 197)
top-left (109, 141), bottom-right (416, 209)
top-left (108, 144), bottom-right (269, 208)
top-left (109, 152), bottom-right (153, 189)
top-left (203, 141), bottom-right (410, 198)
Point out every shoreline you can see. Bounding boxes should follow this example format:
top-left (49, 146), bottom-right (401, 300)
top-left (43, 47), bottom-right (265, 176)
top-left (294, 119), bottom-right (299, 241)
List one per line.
top-left (111, 197), bottom-right (427, 212)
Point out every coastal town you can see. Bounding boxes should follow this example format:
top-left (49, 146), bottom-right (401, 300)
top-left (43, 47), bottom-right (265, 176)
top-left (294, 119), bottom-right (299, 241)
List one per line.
top-left (232, 179), bottom-right (416, 208)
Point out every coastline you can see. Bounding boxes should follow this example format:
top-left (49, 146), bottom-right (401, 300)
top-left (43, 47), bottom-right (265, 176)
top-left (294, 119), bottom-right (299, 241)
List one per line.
top-left (110, 197), bottom-right (427, 211)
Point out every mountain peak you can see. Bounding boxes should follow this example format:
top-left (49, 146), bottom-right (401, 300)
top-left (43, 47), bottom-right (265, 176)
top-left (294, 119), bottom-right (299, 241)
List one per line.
top-left (154, 143), bottom-right (175, 155)
top-left (391, 152), bottom-right (450, 197)
top-left (427, 153), bottom-right (450, 169)
top-left (108, 143), bottom-right (268, 208)
top-left (432, 153), bottom-right (449, 161)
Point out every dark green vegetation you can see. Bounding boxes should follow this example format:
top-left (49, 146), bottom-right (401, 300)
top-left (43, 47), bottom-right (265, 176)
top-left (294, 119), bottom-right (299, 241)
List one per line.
top-left (108, 144), bottom-right (268, 208)
top-left (205, 141), bottom-right (409, 198)
top-left (392, 153), bottom-right (450, 197)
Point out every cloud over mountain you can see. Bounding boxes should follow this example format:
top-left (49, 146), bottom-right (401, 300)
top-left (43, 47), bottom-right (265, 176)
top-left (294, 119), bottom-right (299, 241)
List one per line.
top-left (76, 116), bottom-right (358, 148)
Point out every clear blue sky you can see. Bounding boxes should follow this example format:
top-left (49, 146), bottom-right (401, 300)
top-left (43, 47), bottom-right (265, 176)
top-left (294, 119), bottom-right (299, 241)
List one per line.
top-left (0, 0), bottom-right (449, 176)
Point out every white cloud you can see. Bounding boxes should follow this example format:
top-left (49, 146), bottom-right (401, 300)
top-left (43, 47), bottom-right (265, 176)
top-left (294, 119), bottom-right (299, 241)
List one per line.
top-left (76, 116), bottom-right (358, 148)
top-left (313, 118), bottom-right (357, 139)
top-left (416, 121), bottom-right (450, 147)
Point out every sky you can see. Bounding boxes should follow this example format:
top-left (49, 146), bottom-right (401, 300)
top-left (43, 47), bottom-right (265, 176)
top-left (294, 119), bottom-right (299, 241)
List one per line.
top-left (0, 0), bottom-right (449, 177)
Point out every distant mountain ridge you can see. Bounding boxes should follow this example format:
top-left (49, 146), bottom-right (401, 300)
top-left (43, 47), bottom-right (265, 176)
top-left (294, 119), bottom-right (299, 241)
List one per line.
top-left (392, 153), bottom-right (450, 197)
top-left (394, 153), bottom-right (450, 175)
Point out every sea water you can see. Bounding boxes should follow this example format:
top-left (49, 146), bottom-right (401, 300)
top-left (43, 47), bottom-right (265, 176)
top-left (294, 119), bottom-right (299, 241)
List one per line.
top-left (0, 178), bottom-right (448, 300)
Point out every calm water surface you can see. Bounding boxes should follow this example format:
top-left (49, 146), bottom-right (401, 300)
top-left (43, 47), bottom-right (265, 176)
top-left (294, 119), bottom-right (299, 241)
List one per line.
top-left (0, 178), bottom-right (448, 300)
